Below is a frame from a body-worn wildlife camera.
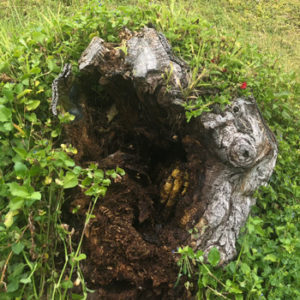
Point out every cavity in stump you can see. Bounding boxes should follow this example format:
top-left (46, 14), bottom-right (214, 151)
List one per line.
top-left (52, 27), bottom-right (277, 299)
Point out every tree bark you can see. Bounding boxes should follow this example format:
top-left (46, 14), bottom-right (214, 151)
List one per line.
top-left (53, 27), bottom-right (277, 299)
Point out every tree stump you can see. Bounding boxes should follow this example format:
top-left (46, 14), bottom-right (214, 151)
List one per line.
top-left (52, 27), bottom-right (278, 299)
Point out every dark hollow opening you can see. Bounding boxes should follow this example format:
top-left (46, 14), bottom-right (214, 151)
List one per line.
top-left (61, 75), bottom-right (206, 299)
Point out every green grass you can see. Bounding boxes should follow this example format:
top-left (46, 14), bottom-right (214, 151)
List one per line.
top-left (1, 0), bottom-right (299, 80)
top-left (107, 0), bottom-right (300, 82)
top-left (0, 0), bottom-right (86, 63)
top-left (194, 0), bottom-right (300, 79)
top-left (0, 0), bottom-right (299, 299)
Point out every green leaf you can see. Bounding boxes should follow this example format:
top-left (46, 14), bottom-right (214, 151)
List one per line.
top-left (4, 210), bottom-right (16, 228)
top-left (63, 172), bottom-right (78, 189)
top-left (61, 280), bottom-right (73, 289)
top-left (30, 191), bottom-right (41, 200)
top-left (264, 254), bottom-right (278, 262)
top-left (106, 169), bottom-right (117, 179)
top-left (53, 151), bottom-right (75, 167)
top-left (230, 287), bottom-right (243, 294)
top-left (3, 86), bottom-right (14, 102)
top-left (207, 247), bottom-right (220, 267)
top-left (97, 186), bottom-right (107, 197)
top-left (32, 31), bottom-right (46, 43)
top-left (247, 223), bottom-right (255, 234)
top-left (8, 182), bottom-right (30, 198)
top-left (240, 262), bottom-right (251, 275)
top-left (274, 91), bottom-right (291, 99)
top-left (73, 166), bottom-right (82, 175)
top-left (6, 279), bottom-right (19, 293)
top-left (201, 268), bottom-right (210, 287)
top-left (13, 147), bottom-right (28, 159)
top-left (51, 129), bottom-right (59, 138)
top-left (81, 176), bottom-right (92, 187)
top-left (26, 112), bottom-right (38, 123)
top-left (0, 104), bottom-right (12, 122)
top-left (3, 121), bottom-right (13, 132)
top-left (94, 169), bottom-right (104, 180)
top-left (9, 197), bottom-right (24, 210)
top-left (14, 162), bottom-right (28, 177)
top-left (29, 67), bottom-right (41, 75)
top-left (74, 253), bottom-right (87, 262)
top-left (25, 100), bottom-right (40, 111)
top-left (102, 178), bottom-right (111, 186)
top-left (195, 250), bottom-right (204, 260)
top-left (116, 167), bottom-right (125, 176)
top-left (226, 280), bottom-right (243, 294)
top-left (20, 277), bottom-right (31, 284)
top-left (10, 263), bottom-right (26, 277)
top-left (17, 89), bottom-right (32, 99)
top-left (85, 185), bottom-right (107, 197)
top-left (12, 242), bottom-right (25, 255)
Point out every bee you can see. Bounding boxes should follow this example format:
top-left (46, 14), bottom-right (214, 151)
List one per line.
top-left (160, 166), bottom-right (189, 219)
top-left (99, 206), bottom-right (114, 219)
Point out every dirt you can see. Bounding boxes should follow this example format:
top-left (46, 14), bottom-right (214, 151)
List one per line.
top-left (61, 74), bottom-right (207, 299)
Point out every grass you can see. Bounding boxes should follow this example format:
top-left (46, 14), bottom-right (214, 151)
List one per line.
top-left (107, 0), bottom-right (300, 82)
top-left (0, 0), bottom-right (86, 63)
top-left (1, 0), bottom-right (299, 81)
top-left (195, 0), bottom-right (300, 79)
top-left (0, 0), bottom-right (299, 299)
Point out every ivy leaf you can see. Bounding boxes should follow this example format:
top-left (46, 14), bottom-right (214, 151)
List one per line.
top-left (207, 247), bottom-right (220, 267)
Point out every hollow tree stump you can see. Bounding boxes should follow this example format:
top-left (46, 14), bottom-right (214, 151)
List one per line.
top-left (52, 27), bottom-right (277, 299)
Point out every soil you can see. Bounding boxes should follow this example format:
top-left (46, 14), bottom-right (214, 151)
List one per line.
top-left (61, 74), bottom-right (207, 299)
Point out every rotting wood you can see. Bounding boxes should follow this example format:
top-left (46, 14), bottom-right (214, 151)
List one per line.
top-left (52, 27), bottom-right (277, 299)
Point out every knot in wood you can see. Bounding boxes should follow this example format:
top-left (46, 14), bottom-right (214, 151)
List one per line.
top-left (228, 136), bottom-right (257, 168)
